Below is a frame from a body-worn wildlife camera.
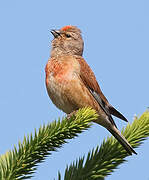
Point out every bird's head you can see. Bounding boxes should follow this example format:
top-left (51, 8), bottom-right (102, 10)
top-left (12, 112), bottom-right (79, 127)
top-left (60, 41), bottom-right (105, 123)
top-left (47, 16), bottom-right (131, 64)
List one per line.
top-left (50, 25), bottom-right (84, 57)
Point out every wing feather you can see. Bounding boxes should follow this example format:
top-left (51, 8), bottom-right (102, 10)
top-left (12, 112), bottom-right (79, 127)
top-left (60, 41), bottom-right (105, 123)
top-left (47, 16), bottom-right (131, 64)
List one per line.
top-left (76, 57), bottom-right (128, 123)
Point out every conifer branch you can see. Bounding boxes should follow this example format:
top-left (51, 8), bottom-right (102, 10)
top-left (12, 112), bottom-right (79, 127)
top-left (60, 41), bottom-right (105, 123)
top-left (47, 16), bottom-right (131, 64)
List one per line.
top-left (0, 108), bottom-right (98, 180)
top-left (1, 109), bottom-right (149, 180)
top-left (61, 111), bottom-right (149, 180)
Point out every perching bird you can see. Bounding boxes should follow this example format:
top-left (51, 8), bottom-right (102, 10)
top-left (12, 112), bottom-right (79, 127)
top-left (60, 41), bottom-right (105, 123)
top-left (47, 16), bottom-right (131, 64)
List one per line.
top-left (45, 25), bottom-right (136, 155)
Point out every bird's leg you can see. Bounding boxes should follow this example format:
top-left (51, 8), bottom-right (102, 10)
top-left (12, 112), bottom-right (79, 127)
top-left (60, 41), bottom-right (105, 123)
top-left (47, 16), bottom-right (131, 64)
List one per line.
top-left (67, 110), bottom-right (78, 120)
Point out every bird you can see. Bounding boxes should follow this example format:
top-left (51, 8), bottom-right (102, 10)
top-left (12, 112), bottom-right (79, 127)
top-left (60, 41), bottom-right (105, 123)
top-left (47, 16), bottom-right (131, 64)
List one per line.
top-left (45, 25), bottom-right (137, 155)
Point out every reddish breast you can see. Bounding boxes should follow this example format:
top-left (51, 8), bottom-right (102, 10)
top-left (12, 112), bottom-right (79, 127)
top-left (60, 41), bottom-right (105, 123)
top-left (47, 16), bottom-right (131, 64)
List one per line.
top-left (45, 57), bottom-right (77, 85)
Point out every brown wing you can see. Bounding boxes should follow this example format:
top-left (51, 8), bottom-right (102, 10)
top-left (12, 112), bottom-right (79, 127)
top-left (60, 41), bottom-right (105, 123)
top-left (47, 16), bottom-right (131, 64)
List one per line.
top-left (76, 57), bottom-right (108, 101)
top-left (76, 57), bottom-right (128, 123)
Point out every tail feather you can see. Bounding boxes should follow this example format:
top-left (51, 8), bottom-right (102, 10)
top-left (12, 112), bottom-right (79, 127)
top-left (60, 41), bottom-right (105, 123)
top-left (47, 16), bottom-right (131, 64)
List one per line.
top-left (108, 126), bottom-right (137, 155)
top-left (108, 105), bottom-right (128, 122)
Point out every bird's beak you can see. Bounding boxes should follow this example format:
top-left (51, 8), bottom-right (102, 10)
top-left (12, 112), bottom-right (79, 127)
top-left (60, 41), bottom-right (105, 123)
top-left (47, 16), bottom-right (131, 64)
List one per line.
top-left (50, 29), bottom-right (61, 38)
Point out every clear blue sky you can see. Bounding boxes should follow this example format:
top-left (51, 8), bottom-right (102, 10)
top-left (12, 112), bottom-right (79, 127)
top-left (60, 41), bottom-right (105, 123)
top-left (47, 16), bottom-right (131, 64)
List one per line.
top-left (0, 0), bottom-right (149, 179)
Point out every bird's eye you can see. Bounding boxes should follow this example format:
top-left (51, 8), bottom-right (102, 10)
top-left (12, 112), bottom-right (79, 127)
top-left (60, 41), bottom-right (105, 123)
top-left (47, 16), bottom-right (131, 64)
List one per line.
top-left (65, 34), bottom-right (71, 38)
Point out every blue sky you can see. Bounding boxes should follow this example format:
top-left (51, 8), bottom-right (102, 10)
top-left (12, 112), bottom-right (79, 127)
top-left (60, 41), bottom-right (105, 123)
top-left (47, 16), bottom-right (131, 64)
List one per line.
top-left (0, 0), bottom-right (149, 179)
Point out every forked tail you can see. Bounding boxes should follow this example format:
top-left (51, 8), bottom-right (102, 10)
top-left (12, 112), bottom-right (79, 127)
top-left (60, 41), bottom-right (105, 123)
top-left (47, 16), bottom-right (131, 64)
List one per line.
top-left (108, 126), bottom-right (137, 155)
